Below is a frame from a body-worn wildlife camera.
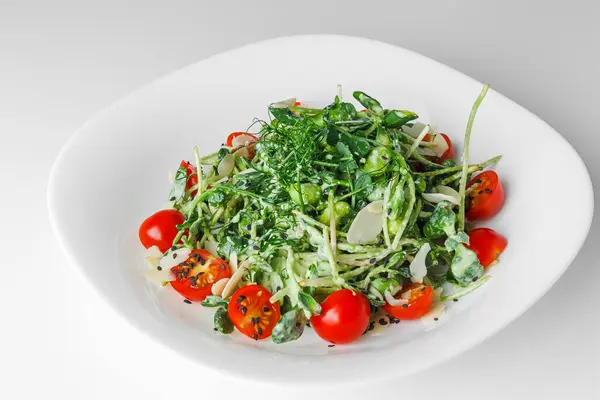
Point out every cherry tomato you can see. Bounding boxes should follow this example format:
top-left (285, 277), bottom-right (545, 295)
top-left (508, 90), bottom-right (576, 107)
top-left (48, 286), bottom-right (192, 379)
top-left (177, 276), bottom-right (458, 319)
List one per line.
top-left (139, 209), bottom-right (185, 253)
top-left (466, 171), bottom-right (505, 220)
top-left (310, 289), bottom-right (371, 345)
top-left (293, 101), bottom-right (302, 106)
top-left (466, 228), bottom-right (507, 268)
top-left (170, 250), bottom-right (231, 302)
top-left (228, 285), bottom-right (280, 340)
top-left (424, 133), bottom-right (455, 163)
top-left (382, 283), bottom-right (433, 320)
top-left (179, 160), bottom-right (198, 196)
top-left (226, 132), bottom-right (258, 147)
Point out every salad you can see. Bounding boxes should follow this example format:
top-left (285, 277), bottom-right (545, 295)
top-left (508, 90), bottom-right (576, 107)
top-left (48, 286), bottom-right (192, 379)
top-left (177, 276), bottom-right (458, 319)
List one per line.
top-left (139, 85), bottom-right (507, 345)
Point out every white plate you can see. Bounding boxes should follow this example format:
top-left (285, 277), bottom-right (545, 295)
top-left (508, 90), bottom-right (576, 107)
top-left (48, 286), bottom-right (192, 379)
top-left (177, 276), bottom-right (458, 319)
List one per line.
top-left (48, 35), bottom-right (594, 385)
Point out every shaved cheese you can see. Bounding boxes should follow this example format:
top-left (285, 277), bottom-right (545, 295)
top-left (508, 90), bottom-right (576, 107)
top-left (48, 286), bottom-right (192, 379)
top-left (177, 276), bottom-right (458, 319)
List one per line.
top-left (211, 278), bottom-right (230, 296)
top-left (144, 246), bottom-right (162, 269)
top-left (430, 133), bottom-right (450, 157)
top-left (159, 248), bottom-right (191, 270)
top-left (409, 243), bottom-right (431, 283)
top-left (233, 146), bottom-right (250, 159)
top-left (384, 290), bottom-right (409, 306)
top-left (144, 247), bottom-right (191, 286)
top-left (231, 133), bottom-right (257, 148)
top-left (229, 252), bottom-right (238, 273)
top-left (221, 263), bottom-right (247, 299)
top-left (204, 240), bottom-right (219, 257)
top-left (402, 122), bottom-right (428, 138)
top-left (271, 98), bottom-right (296, 108)
top-left (422, 185), bottom-right (461, 206)
top-left (347, 200), bottom-right (384, 244)
top-left (217, 154), bottom-right (235, 177)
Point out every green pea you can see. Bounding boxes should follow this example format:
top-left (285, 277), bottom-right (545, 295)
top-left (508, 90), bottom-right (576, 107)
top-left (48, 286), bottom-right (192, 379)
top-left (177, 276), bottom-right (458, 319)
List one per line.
top-left (318, 201), bottom-right (351, 225)
top-left (364, 146), bottom-right (393, 174)
top-left (289, 183), bottom-right (322, 205)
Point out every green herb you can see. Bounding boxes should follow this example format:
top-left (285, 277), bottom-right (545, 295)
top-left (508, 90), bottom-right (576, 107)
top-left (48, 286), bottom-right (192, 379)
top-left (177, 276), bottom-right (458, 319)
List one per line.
top-left (201, 295), bottom-right (228, 308)
top-left (213, 306), bottom-right (234, 334)
top-left (272, 308), bottom-right (307, 344)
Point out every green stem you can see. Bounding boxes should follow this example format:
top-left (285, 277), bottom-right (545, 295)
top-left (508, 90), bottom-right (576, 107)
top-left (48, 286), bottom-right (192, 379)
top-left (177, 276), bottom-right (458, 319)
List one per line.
top-left (441, 275), bottom-right (491, 301)
top-left (458, 84), bottom-right (490, 232)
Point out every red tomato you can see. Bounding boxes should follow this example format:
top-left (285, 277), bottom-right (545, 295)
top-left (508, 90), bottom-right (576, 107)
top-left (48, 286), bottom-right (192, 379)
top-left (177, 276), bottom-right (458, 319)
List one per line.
top-left (382, 283), bottom-right (433, 320)
top-left (466, 228), bottom-right (507, 268)
top-left (310, 289), bottom-right (371, 345)
top-left (293, 101), bottom-right (302, 106)
top-left (228, 285), bottom-right (280, 340)
top-left (179, 160), bottom-right (198, 196)
top-left (170, 250), bottom-right (231, 302)
top-left (466, 171), bottom-right (505, 220)
top-left (226, 132), bottom-right (258, 147)
top-left (423, 133), bottom-right (455, 163)
top-left (139, 209), bottom-right (185, 253)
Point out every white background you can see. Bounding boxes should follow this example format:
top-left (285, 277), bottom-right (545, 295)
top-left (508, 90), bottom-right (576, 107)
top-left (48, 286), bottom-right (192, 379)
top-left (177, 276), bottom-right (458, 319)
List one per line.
top-left (1, 1), bottom-right (599, 398)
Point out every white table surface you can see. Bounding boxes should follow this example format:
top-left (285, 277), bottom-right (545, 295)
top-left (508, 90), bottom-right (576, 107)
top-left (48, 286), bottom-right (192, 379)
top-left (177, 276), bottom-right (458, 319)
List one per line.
top-left (1, 1), bottom-right (599, 398)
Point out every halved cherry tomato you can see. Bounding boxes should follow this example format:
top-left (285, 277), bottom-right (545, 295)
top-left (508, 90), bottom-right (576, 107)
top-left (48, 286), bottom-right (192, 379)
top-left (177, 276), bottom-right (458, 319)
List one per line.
top-left (139, 209), bottom-right (185, 253)
top-left (170, 250), bottom-right (231, 302)
top-left (228, 285), bottom-right (280, 340)
top-left (310, 289), bottom-right (371, 344)
top-left (293, 101), bottom-right (302, 106)
top-left (466, 170), bottom-right (505, 220)
top-left (226, 132), bottom-right (258, 147)
top-left (382, 283), bottom-right (433, 320)
top-left (179, 160), bottom-right (198, 196)
top-left (466, 228), bottom-right (507, 268)
top-left (423, 133), bottom-right (455, 163)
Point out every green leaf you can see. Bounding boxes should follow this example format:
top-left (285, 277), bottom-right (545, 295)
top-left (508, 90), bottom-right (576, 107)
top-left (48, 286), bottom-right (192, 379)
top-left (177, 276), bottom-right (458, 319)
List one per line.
top-left (423, 201), bottom-right (456, 239)
top-left (201, 295), bottom-right (228, 308)
top-left (326, 125), bottom-right (340, 146)
top-left (327, 102), bottom-right (357, 122)
top-left (298, 290), bottom-right (322, 318)
top-left (168, 166), bottom-right (188, 202)
top-left (444, 232), bottom-right (469, 252)
top-left (363, 146), bottom-right (392, 174)
top-left (213, 306), bottom-right (234, 334)
top-left (269, 105), bottom-right (298, 125)
top-left (272, 308), bottom-right (307, 344)
top-left (370, 278), bottom-right (401, 295)
top-left (218, 235), bottom-right (247, 258)
top-left (353, 91), bottom-right (383, 114)
top-left (354, 170), bottom-right (372, 192)
top-left (382, 110), bottom-right (418, 127)
top-left (387, 251), bottom-right (406, 268)
top-left (216, 148), bottom-right (230, 162)
top-left (335, 141), bottom-right (352, 157)
top-left (450, 244), bottom-right (484, 287)
top-left (205, 187), bottom-right (227, 206)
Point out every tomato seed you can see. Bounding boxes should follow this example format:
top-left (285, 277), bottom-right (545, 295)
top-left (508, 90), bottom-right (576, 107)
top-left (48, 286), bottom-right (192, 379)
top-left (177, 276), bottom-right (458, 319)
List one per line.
top-left (485, 188), bottom-right (493, 194)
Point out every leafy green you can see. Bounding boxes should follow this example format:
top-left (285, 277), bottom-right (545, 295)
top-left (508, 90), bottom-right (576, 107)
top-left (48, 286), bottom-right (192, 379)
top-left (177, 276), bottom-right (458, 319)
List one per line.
top-left (168, 166), bottom-right (188, 202)
top-left (201, 296), bottom-right (228, 308)
top-left (450, 244), bottom-right (484, 286)
top-left (423, 201), bottom-right (456, 239)
top-left (213, 306), bottom-right (234, 334)
top-left (272, 308), bottom-right (307, 344)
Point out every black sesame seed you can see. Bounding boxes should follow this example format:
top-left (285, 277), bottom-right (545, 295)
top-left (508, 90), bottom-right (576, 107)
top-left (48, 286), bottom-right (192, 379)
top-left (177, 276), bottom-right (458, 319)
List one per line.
top-left (251, 317), bottom-right (256, 325)
top-left (295, 322), bottom-right (301, 328)
top-left (263, 306), bottom-right (269, 312)
top-left (172, 253), bottom-right (177, 259)
top-left (306, 321), bottom-right (311, 328)
top-left (453, 298), bottom-right (458, 302)
top-left (478, 190), bottom-right (483, 195)
top-left (485, 188), bottom-right (493, 194)
top-left (236, 295), bottom-right (246, 303)
top-left (328, 344), bottom-right (335, 348)
top-left (317, 178), bottom-right (323, 185)
top-left (184, 299), bottom-right (192, 304)
top-left (381, 155), bottom-right (389, 160)
top-left (472, 276), bottom-right (479, 282)
top-left (171, 246), bottom-right (176, 251)
top-left (238, 306), bottom-right (247, 315)
top-left (402, 304), bottom-right (408, 309)
top-left (157, 266), bottom-right (162, 271)
top-left (255, 317), bottom-right (260, 324)
top-left (380, 319), bottom-right (388, 326)
top-left (369, 258), bottom-right (376, 264)
top-left (213, 328), bottom-right (218, 331)
top-left (276, 286), bottom-right (282, 292)
top-left (383, 245), bottom-right (388, 249)
top-left (170, 196), bottom-right (176, 201)
top-left (246, 224), bottom-right (251, 230)
top-left (220, 263), bottom-right (226, 270)
top-left (421, 287), bottom-right (426, 291)
top-left (434, 317), bottom-right (439, 321)
top-left (253, 245), bottom-right (259, 250)
top-left (476, 179), bottom-right (482, 184)
top-left (253, 334), bottom-right (258, 340)
top-left (280, 233), bottom-right (288, 239)
top-left (257, 327), bottom-right (263, 335)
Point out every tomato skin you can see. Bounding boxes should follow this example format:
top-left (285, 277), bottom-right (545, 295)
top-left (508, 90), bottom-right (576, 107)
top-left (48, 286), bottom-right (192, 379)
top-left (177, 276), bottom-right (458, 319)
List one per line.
top-left (179, 160), bottom-right (198, 196)
top-left (226, 132), bottom-right (258, 147)
top-left (170, 250), bottom-right (231, 302)
top-left (310, 289), bottom-right (371, 345)
top-left (139, 209), bottom-right (185, 253)
top-left (228, 285), bottom-right (280, 340)
top-left (466, 228), bottom-right (507, 268)
top-left (466, 171), bottom-right (505, 220)
top-left (382, 283), bottom-right (433, 320)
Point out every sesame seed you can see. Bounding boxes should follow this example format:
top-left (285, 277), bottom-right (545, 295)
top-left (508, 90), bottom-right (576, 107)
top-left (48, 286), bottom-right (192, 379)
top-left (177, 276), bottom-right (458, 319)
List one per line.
top-left (402, 304), bottom-right (408, 309)
top-left (172, 253), bottom-right (177, 259)
top-left (157, 266), bottom-right (162, 271)
top-left (434, 317), bottom-right (439, 321)
top-left (251, 317), bottom-right (256, 325)
top-left (472, 276), bottom-right (479, 282)
top-left (184, 299), bottom-right (192, 304)
top-left (255, 317), bottom-right (260, 324)
top-left (253, 245), bottom-right (259, 250)
top-left (476, 179), bottom-right (482, 184)
top-left (213, 328), bottom-right (218, 331)
top-left (328, 344), bottom-right (335, 348)
top-left (257, 327), bottom-right (263, 335)
top-left (170, 196), bottom-right (176, 201)
top-left (253, 334), bottom-right (258, 340)
top-left (478, 190), bottom-right (483, 195)
top-left (295, 322), bottom-right (301, 328)
top-left (238, 306), bottom-right (247, 315)
top-left (369, 258), bottom-right (376, 264)
top-left (246, 224), bottom-right (251, 230)
top-left (280, 232), bottom-right (288, 239)
top-left (453, 298), bottom-right (458, 302)
top-left (262, 306), bottom-right (269, 312)
top-left (485, 188), bottom-right (493, 194)
top-left (276, 286), bottom-right (281, 291)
